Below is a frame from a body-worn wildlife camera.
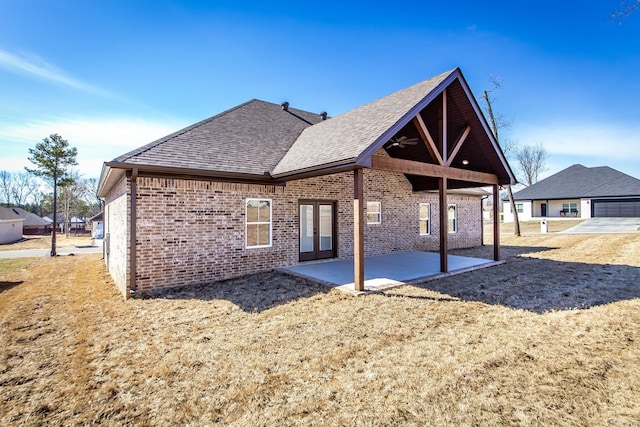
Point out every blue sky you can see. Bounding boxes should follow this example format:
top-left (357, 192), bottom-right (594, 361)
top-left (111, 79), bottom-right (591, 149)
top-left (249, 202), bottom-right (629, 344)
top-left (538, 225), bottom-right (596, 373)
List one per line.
top-left (1, 1), bottom-right (639, 182)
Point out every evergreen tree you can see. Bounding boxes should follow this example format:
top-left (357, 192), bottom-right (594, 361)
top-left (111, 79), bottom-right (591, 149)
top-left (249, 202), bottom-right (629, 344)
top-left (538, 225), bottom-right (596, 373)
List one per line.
top-left (26, 134), bottom-right (77, 256)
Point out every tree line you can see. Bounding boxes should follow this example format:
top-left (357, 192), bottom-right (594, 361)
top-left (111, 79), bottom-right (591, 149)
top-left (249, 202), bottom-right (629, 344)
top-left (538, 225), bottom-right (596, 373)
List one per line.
top-left (1, 170), bottom-right (100, 219)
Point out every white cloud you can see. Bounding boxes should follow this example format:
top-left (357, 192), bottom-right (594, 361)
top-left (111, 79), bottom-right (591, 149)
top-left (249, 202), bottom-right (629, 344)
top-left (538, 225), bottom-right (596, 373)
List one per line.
top-left (0, 49), bottom-right (110, 97)
top-left (514, 121), bottom-right (640, 179)
top-left (0, 117), bottom-right (187, 178)
top-left (517, 122), bottom-right (640, 160)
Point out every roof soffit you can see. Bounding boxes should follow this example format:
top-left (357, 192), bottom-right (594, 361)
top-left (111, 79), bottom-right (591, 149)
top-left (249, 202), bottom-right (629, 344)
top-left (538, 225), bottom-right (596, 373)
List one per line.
top-left (361, 71), bottom-right (516, 188)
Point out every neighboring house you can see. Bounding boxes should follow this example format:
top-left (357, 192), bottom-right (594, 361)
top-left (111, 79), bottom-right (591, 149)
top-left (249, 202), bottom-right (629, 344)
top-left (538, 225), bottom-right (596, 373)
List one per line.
top-left (98, 68), bottom-right (516, 298)
top-left (0, 207), bottom-right (24, 244)
top-left (90, 211), bottom-right (104, 239)
top-left (503, 164), bottom-right (640, 222)
top-left (44, 213), bottom-right (87, 233)
top-left (10, 207), bottom-right (52, 235)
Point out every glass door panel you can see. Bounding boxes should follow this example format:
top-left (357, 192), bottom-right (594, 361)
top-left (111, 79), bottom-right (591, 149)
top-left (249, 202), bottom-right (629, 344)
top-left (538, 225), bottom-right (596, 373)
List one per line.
top-left (299, 204), bottom-right (314, 253)
top-left (319, 205), bottom-right (333, 251)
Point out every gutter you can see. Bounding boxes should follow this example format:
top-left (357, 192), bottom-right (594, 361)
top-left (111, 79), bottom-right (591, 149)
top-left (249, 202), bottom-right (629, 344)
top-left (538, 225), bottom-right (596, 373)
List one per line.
top-left (271, 160), bottom-right (358, 181)
top-left (129, 168), bottom-right (138, 297)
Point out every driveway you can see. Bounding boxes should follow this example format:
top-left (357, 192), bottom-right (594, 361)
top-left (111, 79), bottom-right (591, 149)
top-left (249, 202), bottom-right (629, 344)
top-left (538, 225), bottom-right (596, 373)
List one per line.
top-left (563, 217), bottom-right (640, 234)
top-left (0, 246), bottom-right (103, 259)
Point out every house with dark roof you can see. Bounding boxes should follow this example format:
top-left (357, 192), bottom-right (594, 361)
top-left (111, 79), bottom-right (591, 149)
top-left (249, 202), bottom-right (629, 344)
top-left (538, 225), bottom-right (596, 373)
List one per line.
top-left (0, 206), bottom-right (24, 244)
top-left (10, 207), bottom-right (52, 235)
top-left (98, 68), bottom-right (516, 298)
top-left (502, 164), bottom-right (640, 222)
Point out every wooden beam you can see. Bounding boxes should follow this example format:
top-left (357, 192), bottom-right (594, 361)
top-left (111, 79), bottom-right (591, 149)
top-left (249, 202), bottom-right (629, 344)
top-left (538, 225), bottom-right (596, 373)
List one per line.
top-left (442, 89), bottom-right (448, 165)
top-left (446, 125), bottom-right (471, 167)
top-left (413, 115), bottom-right (444, 166)
top-left (439, 177), bottom-right (448, 272)
top-left (353, 168), bottom-right (365, 291)
top-left (493, 184), bottom-right (500, 261)
top-left (371, 155), bottom-right (499, 185)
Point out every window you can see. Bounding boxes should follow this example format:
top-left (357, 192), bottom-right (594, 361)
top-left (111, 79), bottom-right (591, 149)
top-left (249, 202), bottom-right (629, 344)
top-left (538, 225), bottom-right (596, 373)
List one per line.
top-left (561, 202), bottom-right (578, 217)
top-left (516, 203), bottom-right (524, 213)
top-left (246, 199), bottom-right (272, 248)
top-left (419, 203), bottom-right (430, 235)
top-left (448, 204), bottom-right (457, 233)
top-left (366, 201), bottom-right (381, 224)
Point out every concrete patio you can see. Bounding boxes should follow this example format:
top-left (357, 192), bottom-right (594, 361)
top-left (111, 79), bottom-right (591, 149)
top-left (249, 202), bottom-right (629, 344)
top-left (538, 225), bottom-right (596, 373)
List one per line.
top-left (281, 251), bottom-right (503, 294)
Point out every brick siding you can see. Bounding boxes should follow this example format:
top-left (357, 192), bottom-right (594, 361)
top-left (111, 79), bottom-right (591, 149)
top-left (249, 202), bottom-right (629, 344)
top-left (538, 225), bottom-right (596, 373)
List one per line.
top-left (103, 175), bottom-right (129, 296)
top-left (103, 166), bottom-right (482, 297)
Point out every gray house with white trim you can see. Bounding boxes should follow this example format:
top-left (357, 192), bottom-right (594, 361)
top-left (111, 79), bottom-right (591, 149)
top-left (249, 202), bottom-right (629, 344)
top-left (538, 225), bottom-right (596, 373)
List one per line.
top-left (503, 164), bottom-right (640, 221)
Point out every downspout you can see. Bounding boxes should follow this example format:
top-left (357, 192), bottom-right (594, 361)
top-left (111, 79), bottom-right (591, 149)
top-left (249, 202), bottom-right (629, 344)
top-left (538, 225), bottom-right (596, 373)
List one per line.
top-left (129, 168), bottom-right (138, 297)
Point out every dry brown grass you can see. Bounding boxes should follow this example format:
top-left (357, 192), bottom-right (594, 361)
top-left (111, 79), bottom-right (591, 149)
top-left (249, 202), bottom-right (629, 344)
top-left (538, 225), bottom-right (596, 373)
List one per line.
top-left (494, 219), bottom-right (584, 235)
top-left (0, 234), bottom-right (94, 251)
top-left (1, 233), bottom-right (640, 425)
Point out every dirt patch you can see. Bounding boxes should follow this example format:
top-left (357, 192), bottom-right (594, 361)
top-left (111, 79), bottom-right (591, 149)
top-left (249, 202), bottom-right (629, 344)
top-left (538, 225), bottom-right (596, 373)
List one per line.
top-left (1, 234), bottom-right (639, 425)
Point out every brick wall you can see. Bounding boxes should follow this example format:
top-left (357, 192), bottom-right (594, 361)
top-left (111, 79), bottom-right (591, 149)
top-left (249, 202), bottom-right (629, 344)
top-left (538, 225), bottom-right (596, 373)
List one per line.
top-left (103, 175), bottom-right (129, 296)
top-left (126, 168), bottom-right (482, 294)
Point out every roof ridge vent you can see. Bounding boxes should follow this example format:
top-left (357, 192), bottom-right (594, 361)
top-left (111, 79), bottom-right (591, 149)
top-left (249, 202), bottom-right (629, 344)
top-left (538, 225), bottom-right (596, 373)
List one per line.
top-left (320, 111), bottom-right (327, 120)
top-left (281, 101), bottom-right (289, 111)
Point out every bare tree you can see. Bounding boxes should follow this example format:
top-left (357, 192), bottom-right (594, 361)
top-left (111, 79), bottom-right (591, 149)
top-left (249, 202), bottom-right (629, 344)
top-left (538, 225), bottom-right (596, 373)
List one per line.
top-left (0, 171), bottom-right (40, 206)
top-left (10, 172), bottom-right (39, 207)
top-left (481, 76), bottom-right (521, 236)
top-left (0, 171), bottom-right (10, 205)
top-left (516, 143), bottom-right (549, 186)
top-left (80, 177), bottom-right (101, 216)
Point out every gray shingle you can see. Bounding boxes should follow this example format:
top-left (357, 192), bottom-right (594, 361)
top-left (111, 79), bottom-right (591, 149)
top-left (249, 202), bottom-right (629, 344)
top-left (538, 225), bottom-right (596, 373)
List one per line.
top-left (272, 69), bottom-right (455, 176)
top-left (0, 206), bottom-right (22, 221)
top-left (114, 99), bottom-right (324, 176)
top-left (10, 207), bottom-right (50, 227)
top-left (511, 164), bottom-right (640, 200)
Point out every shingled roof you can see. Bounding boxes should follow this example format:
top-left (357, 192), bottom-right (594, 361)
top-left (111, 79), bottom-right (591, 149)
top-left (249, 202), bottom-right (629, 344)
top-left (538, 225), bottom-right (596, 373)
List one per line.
top-left (113, 99), bottom-right (324, 176)
top-left (0, 206), bottom-right (23, 221)
top-left (272, 69), bottom-right (454, 177)
top-left (511, 164), bottom-right (640, 200)
top-left (99, 67), bottom-right (515, 196)
top-left (9, 207), bottom-right (50, 227)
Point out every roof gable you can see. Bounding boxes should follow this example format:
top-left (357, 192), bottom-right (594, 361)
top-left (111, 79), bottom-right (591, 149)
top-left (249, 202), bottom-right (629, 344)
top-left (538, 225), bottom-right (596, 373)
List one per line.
top-left (512, 164), bottom-right (640, 200)
top-left (272, 68), bottom-right (514, 188)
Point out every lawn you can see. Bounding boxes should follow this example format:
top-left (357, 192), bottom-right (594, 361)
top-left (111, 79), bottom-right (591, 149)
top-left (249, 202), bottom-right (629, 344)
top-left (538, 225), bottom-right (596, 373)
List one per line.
top-left (1, 233), bottom-right (639, 425)
top-left (0, 234), bottom-right (94, 251)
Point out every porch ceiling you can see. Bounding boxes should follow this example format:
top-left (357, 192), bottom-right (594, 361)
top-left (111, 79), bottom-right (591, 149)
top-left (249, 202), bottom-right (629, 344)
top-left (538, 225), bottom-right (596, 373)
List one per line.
top-left (380, 78), bottom-right (510, 191)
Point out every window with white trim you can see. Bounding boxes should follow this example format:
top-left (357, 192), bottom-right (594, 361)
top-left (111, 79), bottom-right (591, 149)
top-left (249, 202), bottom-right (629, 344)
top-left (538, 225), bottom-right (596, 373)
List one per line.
top-left (419, 203), bottom-right (430, 235)
top-left (246, 199), bottom-right (272, 248)
top-left (516, 203), bottom-right (524, 213)
top-left (366, 201), bottom-right (381, 224)
top-left (562, 202), bottom-right (578, 216)
top-left (448, 204), bottom-right (457, 233)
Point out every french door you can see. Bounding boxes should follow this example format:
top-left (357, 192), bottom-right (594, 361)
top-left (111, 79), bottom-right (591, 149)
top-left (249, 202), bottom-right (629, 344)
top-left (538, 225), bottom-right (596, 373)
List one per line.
top-left (299, 201), bottom-right (336, 261)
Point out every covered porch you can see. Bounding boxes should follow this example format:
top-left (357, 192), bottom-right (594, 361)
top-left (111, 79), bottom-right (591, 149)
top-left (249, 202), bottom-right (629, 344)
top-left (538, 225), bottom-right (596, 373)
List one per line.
top-left (272, 68), bottom-right (517, 292)
top-left (282, 251), bottom-right (503, 294)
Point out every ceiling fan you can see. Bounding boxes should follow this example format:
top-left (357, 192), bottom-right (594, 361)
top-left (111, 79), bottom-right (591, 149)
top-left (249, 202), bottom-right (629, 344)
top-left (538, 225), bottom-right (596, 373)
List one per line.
top-left (387, 135), bottom-right (420, 148)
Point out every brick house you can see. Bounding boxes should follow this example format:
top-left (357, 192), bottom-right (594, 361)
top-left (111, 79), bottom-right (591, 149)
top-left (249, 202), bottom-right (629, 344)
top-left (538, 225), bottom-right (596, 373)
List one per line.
top-left (98, 68), bottom-right (515, 298)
